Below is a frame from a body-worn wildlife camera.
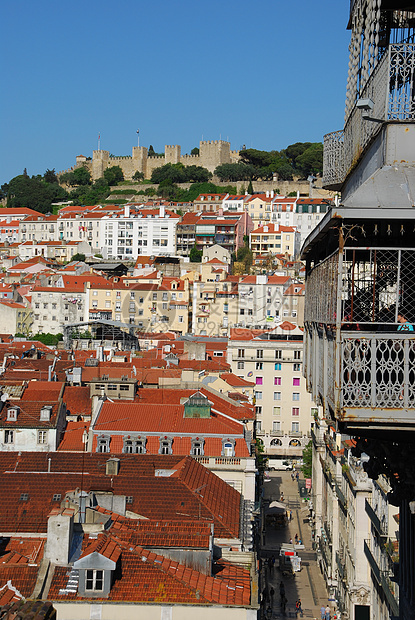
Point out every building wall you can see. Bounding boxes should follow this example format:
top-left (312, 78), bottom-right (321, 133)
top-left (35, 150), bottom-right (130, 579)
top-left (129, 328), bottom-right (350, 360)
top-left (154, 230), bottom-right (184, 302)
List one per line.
top-left (54, 602), bottom-right (258, 620)
top-left (227, 338), bottom-right (318, 457)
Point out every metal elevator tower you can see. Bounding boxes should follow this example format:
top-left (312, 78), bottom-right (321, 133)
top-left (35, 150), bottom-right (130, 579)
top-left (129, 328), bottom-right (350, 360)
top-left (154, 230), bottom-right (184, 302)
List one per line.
top-left (302, 2), bottom-right (415, 619)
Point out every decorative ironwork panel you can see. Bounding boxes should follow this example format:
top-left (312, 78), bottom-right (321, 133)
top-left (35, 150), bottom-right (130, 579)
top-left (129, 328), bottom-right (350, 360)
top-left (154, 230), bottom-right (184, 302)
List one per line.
top-left (326, 333), bottom-right (335, 404)
top-left (323, 130), bottom-right (345, 187)
top-left (389, 44), bottom-right (415, 120)
top-left (304, 252), bottom-right (339, 324)
top-left (342, 334), bottom-right (415, 408)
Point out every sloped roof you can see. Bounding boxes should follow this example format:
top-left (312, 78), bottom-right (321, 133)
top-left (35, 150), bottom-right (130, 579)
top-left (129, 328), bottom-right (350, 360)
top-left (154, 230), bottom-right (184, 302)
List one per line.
top-left (0, 453), bottom-right (241, 538)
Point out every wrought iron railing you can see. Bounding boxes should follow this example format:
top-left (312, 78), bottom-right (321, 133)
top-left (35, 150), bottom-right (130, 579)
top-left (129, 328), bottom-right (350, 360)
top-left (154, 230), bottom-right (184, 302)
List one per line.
top-left (323, 43), bottom-right (415, 187)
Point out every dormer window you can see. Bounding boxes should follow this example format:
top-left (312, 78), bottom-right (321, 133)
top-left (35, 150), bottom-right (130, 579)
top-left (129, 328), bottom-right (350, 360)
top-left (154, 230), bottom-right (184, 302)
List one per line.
top-left (222, 438), bottom-right (236, 457)
top-left (40, 405), bottom-right (52, 421)
top-left (97, 435), bottom-right (110, 453)
top-left (7, 407), bottom-right (19, 421)
top-left (159, 436), bottom-right (173, 455)
top-left (123, 436), bottom-right (146, 454)
top-left (191, 438), bottom-right (204, 456)
top-left (85, 570), bottom-right (104, 592)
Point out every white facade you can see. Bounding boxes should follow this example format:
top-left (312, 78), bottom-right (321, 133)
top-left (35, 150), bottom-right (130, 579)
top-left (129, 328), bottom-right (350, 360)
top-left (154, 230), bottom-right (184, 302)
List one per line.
top-left (100, 209), bottom-right (178, 260)
top-left (31, 288), bottom-right (86, 334)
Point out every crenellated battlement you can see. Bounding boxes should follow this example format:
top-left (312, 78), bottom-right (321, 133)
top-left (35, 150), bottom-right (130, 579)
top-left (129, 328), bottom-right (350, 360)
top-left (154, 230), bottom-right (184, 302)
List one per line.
top-left (88, 138), bottom-right (239, 180)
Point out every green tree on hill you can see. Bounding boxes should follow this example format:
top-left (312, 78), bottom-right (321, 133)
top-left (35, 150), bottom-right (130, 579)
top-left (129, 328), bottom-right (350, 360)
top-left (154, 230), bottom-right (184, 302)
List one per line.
top-left (103, 165), bottom-right (124, 186)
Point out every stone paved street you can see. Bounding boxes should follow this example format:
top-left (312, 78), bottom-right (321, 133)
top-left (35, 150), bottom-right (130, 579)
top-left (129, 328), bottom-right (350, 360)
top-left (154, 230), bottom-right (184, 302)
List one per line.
top-left (260, 470), bottom-right (336, 619)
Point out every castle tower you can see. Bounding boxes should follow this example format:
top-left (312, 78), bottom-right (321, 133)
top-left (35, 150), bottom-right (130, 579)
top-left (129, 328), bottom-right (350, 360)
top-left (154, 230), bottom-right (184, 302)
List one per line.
top-left (92, 150), bottom-right (110, 181)
top-left (132, 146), bottom-right (148, 177)
top-left (199, 140), bottom-right (231, 173)
top-left (165, 145), bottom-right (181, 164)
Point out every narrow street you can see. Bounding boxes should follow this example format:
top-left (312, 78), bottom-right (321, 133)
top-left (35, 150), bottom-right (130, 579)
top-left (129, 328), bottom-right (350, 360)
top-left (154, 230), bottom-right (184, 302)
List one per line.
top-left (260, 470), bottom-right (332, 619)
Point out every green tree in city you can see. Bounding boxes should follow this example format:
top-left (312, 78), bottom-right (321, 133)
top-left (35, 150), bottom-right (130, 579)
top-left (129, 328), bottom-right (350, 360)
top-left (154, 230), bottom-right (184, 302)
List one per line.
top-left (189, 245), bottom-right (202, 262)
top-left (301, 440), bottom-right (312, 478)
top-left (191, 147), bottom-right (200, 155)
top-left (132, 171), bottom-right (144, 181)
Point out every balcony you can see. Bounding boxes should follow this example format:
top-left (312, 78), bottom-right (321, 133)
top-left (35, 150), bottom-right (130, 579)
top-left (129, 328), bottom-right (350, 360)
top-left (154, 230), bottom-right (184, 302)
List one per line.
top-left (323, 43), bottom-right (415, 188)
top-left (304, 246), bottom-right (415, 433)
top-left (380, 571), bottom-right (399, 617)
top-left (336, 552), bottom-right (347, 581)
top-left (364, 539), bottom-right (381, 583)
top-left (335, 482), bottom-right (347, 509)
top-left (365, 498), bottom-right (387, 537)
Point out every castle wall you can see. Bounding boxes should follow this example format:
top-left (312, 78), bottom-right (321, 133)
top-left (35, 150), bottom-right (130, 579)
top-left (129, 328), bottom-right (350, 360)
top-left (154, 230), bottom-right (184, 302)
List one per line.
top-left (89, 140), bottom-right (240, 181)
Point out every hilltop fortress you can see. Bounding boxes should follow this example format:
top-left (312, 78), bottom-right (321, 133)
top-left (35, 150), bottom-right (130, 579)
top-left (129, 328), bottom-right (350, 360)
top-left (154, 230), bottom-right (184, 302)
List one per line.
top-left (75, 140), bottom-right (240, 181)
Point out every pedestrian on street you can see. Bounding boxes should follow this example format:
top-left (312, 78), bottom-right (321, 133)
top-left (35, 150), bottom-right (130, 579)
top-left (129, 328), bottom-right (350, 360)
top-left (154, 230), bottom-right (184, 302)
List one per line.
top-left (271, 554), bottom-right (275, 570)
top-left (270, 586), bottom-right (275, 606)
top-left (291, 471), bottom-right (295, 481)
top-left (262, 587), bottom-right (268, 604)
top-left (295, 533), bottom-right (298, 543)
top-left (295, 598), bottom-right (303, 616)
top-left (279, 581), bottom-right (285, 597)
top-left (281, 595), bottom-right (287, 613)
top-left (321, 605), bottom-right (326, 619)
top-left (325, 604), bottom-right (331, 620)
top-left (296, 471), bottom-right (299, 481)
top-left (268, 557), bottom-right (272, 571)
top-left (289, 537), bottom-right (293, 544)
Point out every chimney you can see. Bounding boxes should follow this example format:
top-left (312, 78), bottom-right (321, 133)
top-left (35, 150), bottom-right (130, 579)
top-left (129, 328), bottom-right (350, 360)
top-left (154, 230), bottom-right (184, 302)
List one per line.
top-left (159, 205), bottom-right (165, 218)
top-left (124, 205), bottom-right (130, 218)
top-left (271, 190), bottom-right (274, 198)
top-left (266, 191), bottom-right (269, 198)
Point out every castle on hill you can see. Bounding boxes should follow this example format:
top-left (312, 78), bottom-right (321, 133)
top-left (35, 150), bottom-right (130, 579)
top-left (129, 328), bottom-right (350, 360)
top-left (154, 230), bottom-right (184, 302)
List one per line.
top-left (75, 140), bottom-right (240, 181)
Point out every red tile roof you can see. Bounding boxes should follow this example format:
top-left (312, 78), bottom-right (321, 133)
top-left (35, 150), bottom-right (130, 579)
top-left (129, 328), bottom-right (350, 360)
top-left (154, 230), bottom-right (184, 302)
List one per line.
top-left (0, 453), bottom-right (241, 538)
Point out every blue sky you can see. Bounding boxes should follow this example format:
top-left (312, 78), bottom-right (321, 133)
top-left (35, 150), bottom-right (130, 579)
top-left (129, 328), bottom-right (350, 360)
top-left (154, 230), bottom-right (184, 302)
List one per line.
top-left (0, 0), bottom-right (350, 186)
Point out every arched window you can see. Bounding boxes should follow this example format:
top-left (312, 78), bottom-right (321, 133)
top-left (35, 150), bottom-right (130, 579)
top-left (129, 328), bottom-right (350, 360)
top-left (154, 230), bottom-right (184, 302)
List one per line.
top-left (289, 439), bottom-right (301, 447)
top-left (270, 438), bottom-right (282, 446)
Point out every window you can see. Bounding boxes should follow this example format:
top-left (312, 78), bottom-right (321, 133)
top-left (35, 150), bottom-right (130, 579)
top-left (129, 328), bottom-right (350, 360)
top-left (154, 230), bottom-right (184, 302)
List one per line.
top-left (292, 408), bottom-right (300, 416)
top-left (255, 391), bottom-right (262, 401)
top-left (272, 421), bottom-right (281, 432)
top-left (293, 393), bottom-right (300, 401)
top-left (275, 363), bottom-right (281, 371)
top-left (274, 392), bottom-right (281, 400)
top-left (53, 494), bottom-right (62, 502)
top-left (256, 421), bottom-right (262, 432)
top-left (4, 430), bottom-right (14, 444)
top-left (274, 377), bottom-right (281, 385)
top-left (293, 363), bottom-right (301, 371)
top-left (237, 349), bottom-right (245, 358)
top-left (255, 406), bottom-right (262, 415)
top-left (159, 437), bottom-right (173, 455)
top-left (275, 350), bottom-right (282, 360)
top-left (256, 362), bottom-right (263, 370)
top-left (291, 422), bottom-right (300, 433)
top-left (237, 361), bottom-right (244, 369)
top-left (294, 350), bottom-right (301, 360)
top-left (97, 436), bottom-right (110, 453)
top-left (256, 377), bottom-right (263, 385)
top-left (256, 350), bottom-right (263, 359)
top-left (124, 438), bottom-right (146, 454)
top-left (222, 440), bottom-right (235, 457)
top-left (293, 377), bottom-right (300, 386)
top-left (191, 439), bottom-right (204, 456)
top-left (38, 430), bottom-right (47, 444)
top-left (85, 570), bottom-right (104, 592)
top-left (152, 293), bottom-right (158, 300)
top-left (273, 407), bottom-right (281, 416)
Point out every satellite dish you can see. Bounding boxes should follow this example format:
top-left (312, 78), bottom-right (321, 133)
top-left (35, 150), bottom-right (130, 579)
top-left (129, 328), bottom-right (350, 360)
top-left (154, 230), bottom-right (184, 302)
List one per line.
top-left (1, 393), bottom-right (9, 402)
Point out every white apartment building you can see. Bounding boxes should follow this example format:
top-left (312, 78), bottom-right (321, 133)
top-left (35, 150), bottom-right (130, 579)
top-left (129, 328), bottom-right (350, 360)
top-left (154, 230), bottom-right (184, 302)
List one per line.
top-left (19, 214), bottom-right (59, 243)
top-left (100, 206), bottom-right (179, 260)
top-left (237, 275), bottom-right (304, 328)
top-left (228, 325), bottom-right (319, 459)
